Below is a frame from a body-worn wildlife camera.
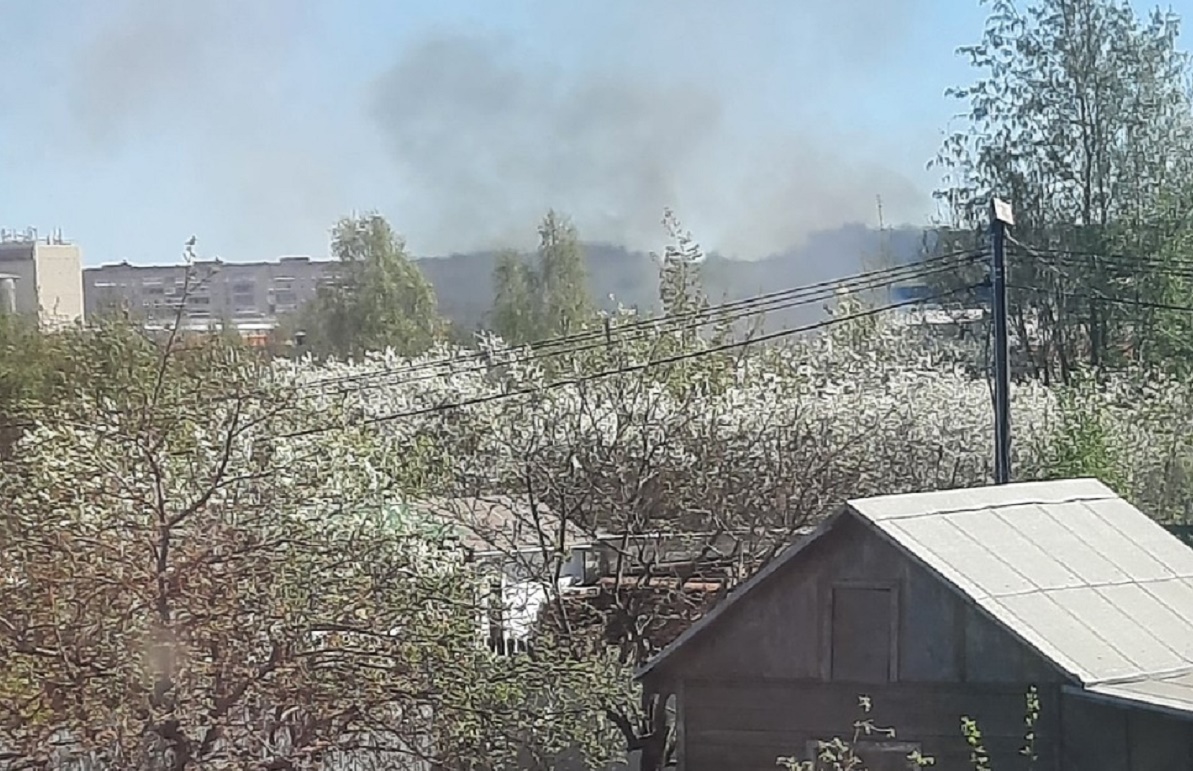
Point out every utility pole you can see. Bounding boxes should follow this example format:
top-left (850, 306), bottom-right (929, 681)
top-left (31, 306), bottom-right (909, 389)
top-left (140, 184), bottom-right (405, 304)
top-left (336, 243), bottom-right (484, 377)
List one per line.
top-left (990, 198), bottom-right (1014, 485)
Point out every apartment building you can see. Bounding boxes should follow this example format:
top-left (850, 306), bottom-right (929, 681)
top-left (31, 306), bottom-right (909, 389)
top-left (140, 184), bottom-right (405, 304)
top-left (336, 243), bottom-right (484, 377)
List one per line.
top-left (0, 228), bottom-right (85, 329)
top-left (84, 255), bottom-right (340, 329)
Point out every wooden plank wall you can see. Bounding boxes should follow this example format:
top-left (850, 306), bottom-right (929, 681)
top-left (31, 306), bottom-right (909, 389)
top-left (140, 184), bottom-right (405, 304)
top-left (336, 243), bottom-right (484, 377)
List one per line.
top-left (1062, 696), bottom-right (1193, 771)
top-left (680, 680), bottom-right (1058, 771)
top-left (666, 515), bottom-right (1057, 686)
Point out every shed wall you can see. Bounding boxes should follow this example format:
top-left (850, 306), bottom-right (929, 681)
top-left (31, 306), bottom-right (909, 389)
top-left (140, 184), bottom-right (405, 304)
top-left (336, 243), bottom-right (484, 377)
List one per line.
top-left (671, 516), bottom-right (1056, 684)
top-left (1061, 695), bottom-right (1193, 771)
top-left (656, 516), bottom-right (1065, 770)
top-left (681, 679), bottom-right (1059, 771)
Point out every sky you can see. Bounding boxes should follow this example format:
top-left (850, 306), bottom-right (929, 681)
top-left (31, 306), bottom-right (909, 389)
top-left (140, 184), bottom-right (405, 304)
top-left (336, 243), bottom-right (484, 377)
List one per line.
top-left (0, 0), bottom-right (1188, 265)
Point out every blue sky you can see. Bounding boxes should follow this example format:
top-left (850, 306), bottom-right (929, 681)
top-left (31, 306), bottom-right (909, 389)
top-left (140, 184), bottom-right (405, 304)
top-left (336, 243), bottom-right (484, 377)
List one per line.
top-left (0, 0), bottom-right (1186, 264)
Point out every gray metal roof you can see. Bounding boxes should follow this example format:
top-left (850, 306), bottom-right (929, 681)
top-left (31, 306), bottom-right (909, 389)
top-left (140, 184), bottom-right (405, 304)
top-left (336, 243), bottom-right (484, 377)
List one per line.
top-left (639, 478), bottom-right (1193, 718)
top-left (1072, 672), bottom-right (1193, 719)
top-left (851, 478), bottom-right (1193, 688)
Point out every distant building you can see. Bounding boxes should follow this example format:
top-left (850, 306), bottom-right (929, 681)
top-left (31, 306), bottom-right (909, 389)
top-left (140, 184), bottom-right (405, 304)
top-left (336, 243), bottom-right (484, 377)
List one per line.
top-left (0, 228), bottom-right (85, 329)
top-left (83, 255), bottom-right (339, 331)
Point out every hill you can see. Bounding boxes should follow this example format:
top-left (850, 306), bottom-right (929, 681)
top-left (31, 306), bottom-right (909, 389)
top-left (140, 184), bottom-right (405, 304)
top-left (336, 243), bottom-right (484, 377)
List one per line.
top-left (416, 224), bottom-right (935, 331)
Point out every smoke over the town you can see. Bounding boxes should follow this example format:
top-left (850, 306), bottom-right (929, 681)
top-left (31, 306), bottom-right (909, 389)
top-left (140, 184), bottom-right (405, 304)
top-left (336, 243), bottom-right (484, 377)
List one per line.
top-left (369, 0), bottom-right (929, 257)
top-left (3, 0), bottom-right (931, 261)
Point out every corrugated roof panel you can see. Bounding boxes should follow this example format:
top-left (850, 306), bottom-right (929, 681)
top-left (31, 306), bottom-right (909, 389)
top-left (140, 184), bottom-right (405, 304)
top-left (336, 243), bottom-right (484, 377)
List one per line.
top-left (882, 516), bottom-right (1035, 597)
top-left (1050, 586), bottom-right (1186, 676)
top-left (982, 597), bottom-right (1089, 680)
top-left (950, 507), bottom-right (1084, 591)
top-left (1046, 501), bottom-right (1174, 582)
top-left (852, 480), bottom-right (1193, 709)
top-left (880, 522), bottom-right (992, 601)
top-left (850, 478), bottom-right (1113, 522)
top-left (1084, 497), bottom-right (1193, 577)
top-left (1000, 505), bottom-right (1130, 586)
top-left (997, 590), bottom-right (1138, 682)
top-left (1139, 579), bottom-right (1193, 633)
top-left (1097, 583), bottom-right (1193, 662)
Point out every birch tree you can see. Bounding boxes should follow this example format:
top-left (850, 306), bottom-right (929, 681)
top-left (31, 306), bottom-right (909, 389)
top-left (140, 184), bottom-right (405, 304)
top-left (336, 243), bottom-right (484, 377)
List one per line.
top-left (933, 0), bottom-right (1193, 375)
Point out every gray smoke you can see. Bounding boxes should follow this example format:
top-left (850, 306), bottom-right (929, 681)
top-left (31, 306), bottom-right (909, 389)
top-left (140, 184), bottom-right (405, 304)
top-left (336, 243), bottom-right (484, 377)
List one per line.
top-left (369, 1), bottom-right (929, 257)
top-left (10, 0), bottom-right (930, 261)
top-left (370, 34), bottom-right (725, 254)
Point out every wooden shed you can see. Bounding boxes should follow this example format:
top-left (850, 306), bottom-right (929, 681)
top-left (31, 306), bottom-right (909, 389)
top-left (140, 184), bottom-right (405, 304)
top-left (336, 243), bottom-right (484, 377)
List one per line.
top-left (636, 479), bottom-right (1193, 770)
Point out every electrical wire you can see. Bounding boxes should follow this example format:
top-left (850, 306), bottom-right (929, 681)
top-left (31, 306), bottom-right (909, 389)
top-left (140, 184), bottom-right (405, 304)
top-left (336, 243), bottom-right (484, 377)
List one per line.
top-left (304, 261), bottom-right (976, 396)
top-left (1006, 237), bottom-right (1193, 282)
top-left (1006, 284), bottom-right (1193, 313)
top-left (1004, 240), bottom-right (1193, 272)
top-left (298, 250), bottom-right (983, 392)
top-left (296, 249), bottom-right (988, 395)
top-left (281, 285), bottom-right (977, 439)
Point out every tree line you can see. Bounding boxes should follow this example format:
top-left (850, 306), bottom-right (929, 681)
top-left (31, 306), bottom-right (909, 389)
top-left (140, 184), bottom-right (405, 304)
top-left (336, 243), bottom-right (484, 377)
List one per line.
top-left (282, 208), bottom-right (600, 361)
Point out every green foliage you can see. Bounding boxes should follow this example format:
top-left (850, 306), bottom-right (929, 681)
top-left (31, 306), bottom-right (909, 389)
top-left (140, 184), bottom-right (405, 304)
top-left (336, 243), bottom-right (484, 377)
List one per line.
top-left (490, 249), bottom-right (541, 344)
top-left (301, 212), bottom-right (444, 359)
top-left (777, 696), bottom-right (935, 770)
top-left (0, 313), bottom-right (61, 413)
top-left (1036, 373), bottom-right (1127, 491)
top-left (489, 209), bottom-right (595, 344)
top-left (1020, 685), bottom-right (1040, 769)
top-left (0, 324), bottom-right (630, 769)
top-left (936, 0), bottom-right (1191, 229)
top-left (536, 209), bottom-right (594, 335)
top-left (779, 690), bottom-right (1042, 771)
top-left (961, 716), bottom-right (992, 771)
top-left (658, 208), bottom-right (708, 321)
top-left (0, 312), bottom-right (166, 428)
top-left (934, 0), bottom-right (1193, 375)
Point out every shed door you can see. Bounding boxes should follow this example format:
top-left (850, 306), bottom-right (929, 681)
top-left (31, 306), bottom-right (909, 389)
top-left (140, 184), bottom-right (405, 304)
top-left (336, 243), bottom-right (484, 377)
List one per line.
top-left (830, 586), bottom-right (894, 683)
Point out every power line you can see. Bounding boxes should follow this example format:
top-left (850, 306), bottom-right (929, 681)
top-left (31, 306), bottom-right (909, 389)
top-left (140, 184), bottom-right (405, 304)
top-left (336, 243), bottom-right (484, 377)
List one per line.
top-left (1006, 239), bottom-right (1193, 281)
top-left (297, 251), bottom-right (987, 395)
top-left (1006, 284), bottom-right (1193, 313)
top-left (298, 250), bottom-right (983, 393)
top-left (1004, 241), bottom-right (1193, 273)
top-left (1006, 234), bottom-right (1193, 311)
top-left (1027, 253), bottom-right (1193, 283)
top-left (281, 286), bottom-right (976, 440)
top-left (303, 260), bottom-right (977, 397)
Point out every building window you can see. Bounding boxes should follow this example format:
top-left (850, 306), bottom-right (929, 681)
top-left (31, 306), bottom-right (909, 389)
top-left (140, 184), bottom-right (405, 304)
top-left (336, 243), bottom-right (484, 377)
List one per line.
top-left (829, 584), bottom-right (897, 683)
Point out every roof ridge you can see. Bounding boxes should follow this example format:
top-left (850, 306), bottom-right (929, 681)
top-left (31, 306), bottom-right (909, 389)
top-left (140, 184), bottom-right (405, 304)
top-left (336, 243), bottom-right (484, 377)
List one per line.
top-left (853, 493), bottom-right (1115, 522)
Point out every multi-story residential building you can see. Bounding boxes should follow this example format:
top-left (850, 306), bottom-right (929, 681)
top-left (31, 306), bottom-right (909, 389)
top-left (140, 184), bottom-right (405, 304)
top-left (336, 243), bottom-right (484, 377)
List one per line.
top-left (84, 255), bottom-right (340, 330)
top-left (0, 228), bottom-right (85, 329)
